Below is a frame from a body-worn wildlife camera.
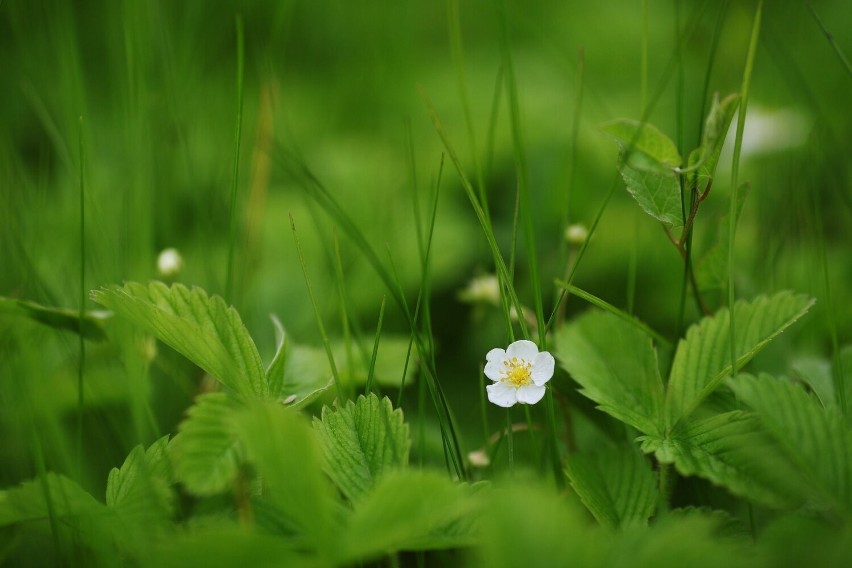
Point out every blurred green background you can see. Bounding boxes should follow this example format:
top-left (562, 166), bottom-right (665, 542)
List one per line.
top-left (1, 0), bottom-right (851, 494)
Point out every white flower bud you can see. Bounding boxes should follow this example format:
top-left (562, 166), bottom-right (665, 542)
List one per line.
top-left (157, 248), bottom-right (184, 277)
top-left (565, 224), bottom-right (588, 245)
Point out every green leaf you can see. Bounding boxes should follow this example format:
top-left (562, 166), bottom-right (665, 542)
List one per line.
top-left (0, 296), bottom-right (110, 341)
top-left (169, 393), bottom-right (243, 496)
top-left (565, 445), bottom-right (658, 530)
top-left (602, 119), bottom-right (683, 228)
top-left (0, 473), bottom-right (107, 528)
top-left (642, 410), bottom-right (810, 510)
top-left (335, 336), bottom-right (418, 389)
top-left (235, 400), bottom-right (335, 552)
top-left (729, 374), bottom-right (852, 513)
top-left (272, 344), bottom-right (334, 409)
top-left (265, 315), bottom-right (288, 399)
top-left (686, 93), bottom-right (740, 193)
top-left (312, 394), bottom-right (410, 503)
top-left (665, 292), bottom-right (814, 430)
top-left (106, 436), bottom-right (173, 522)
top-left (91, 282), bottom-right (267, 398)
top-left (555, 310), bottom-right (666, 437)
top-left (339, 470), bottom-right (478, 562)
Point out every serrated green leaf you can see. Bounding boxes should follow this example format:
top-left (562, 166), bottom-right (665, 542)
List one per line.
top-left (339, 470), bottom-right (477, 562)
top-left (91, 282), bottom-right (267, 398)
top-left (235, 400), bottom-right (335, 552)
top-left (729, 374), bottom-right (852, 514)
top-left (169, 393), bottom-right (243, 496)
top-left (312, 394), bottom-right (410, 503)
top-left (555, 310), bottom-right (665, 437)
top-left (0, 296), bottom-right (111, 341)
top-left (106, 436), bottom-right (173, 522)
top-left (642, 410), bottom-right (810, 510)
top-left (602, 119), bottom-right (683, 228)
top-left (687, 93), bottom-right (740, 193)
top-left (665, 292), bottom-right (814, 430)
top-left (565, 445), bottom-right (658, 530)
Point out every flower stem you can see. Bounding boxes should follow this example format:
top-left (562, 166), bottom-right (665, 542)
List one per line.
top-left (506, 409), bottom-right (514, 474)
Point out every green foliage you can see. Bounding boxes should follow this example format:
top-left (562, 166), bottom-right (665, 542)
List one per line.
top-left (106, 436), bottom-right (173, 523)
top-left (0, 296), bottom-right (110, 341)
top-left (565, 445), bottom-right (659, 530)
top-left (601, 119), bottom-right (683, 228)
top-left (666, 292), bottom-right (814, 429)
top-left (313, 394), bottom-right (410, 503)
top-left (338, 470), bottom-right (478, 561)
top-left (0, 473), bottom-right (107, 528)
top-left (686, 93), bottom-right (740, 193)
top-left (555, 310), bottom-right (666, 437)
top-left (235, 400), bottom-right (335, 551)
top-left (729, 373), bottom-right (852, 515)
top-left (92, 282), bottom-right (268, 399)
top-left (169, 393), bottom-right (243, 496)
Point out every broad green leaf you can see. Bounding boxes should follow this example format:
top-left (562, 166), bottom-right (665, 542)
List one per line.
top-left (665, 292), bottom-right (814, 430)
top-left (235, 400), bottom-right (335, 552)
top-left (169, 393), bottom-right (243, 496)
top-left (602, 119), bottom-right (683, 228)
top-left (686, 93), bottom-right (740, 193)
top-left (729, 374), bottom-right (852, 514)
top-left (106, 436), bottom-right (173, 522)
top-left (0, 296), bottom-right (110, 341)
top-left (641, 411), bottom-right (810, 510)
top-left (265, 314), bottom-right (288, 399)
top-left (312, 394), bottom-right (410, 503)
top-left (338, 470), bottom-right (478, 562)
top-left (91, 282), bottom-right (267, 398)
top-left (792, 357), bottom-right (835, 409)
top-left (565, 445), bottom-right (658, 530)
top-left (555, 310), bottom-right (665, 437)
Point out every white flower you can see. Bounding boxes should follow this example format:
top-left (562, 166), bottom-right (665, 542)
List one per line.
top-left (157, 247), bottom-right (184, 277)
top-left (484, 340), bottom-right (554, 408)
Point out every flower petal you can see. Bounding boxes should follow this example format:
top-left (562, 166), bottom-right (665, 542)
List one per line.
top-left (515, 384), bottom-right (546, 405)
top-left (486, 382), bottom-right (517, 408)
top-left (484, 359), bottom-right (505, 382)
top-left (505, 340), bottom-right (539, 362)
top-left (531, 351), bottom-right (555, 385)
top-left (485, 348), bottom-right (506, 362)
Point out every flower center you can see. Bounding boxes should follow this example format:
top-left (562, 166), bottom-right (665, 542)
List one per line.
top-left (502, 357), bottom-right (532, 387)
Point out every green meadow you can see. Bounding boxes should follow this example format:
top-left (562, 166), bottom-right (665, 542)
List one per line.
top-left (2, 0), bottom-right (852, 565)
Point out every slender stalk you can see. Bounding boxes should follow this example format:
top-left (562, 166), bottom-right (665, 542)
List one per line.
top-left (225, 16), bottom-right (245, 304)
top-left (506, 409), bottom-right (514, 473)
top-left (807, 2), bottom-right (852, 79)
top-left (365, 296), bottom-right (386, 396)
top-left (728, 0), bottom-right (764, 376)
top-left (332, 230), bottom-right (354, 376)
top-left (290, 214), bottom-right (343, 399)
top-left (76, 115), bottom-right (85, 478)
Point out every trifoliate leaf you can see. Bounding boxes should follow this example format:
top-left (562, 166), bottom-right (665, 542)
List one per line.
top-left (312, 394), bottom-right (410, 503)
top-left (91, 282), bottom-right (267, 398)
top-left (555, 310), bottom-right (666, 437)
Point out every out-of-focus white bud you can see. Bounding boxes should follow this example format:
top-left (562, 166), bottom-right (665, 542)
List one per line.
top-left (565, 224), bottom-right (588, 246)
top-left (458, 274), bottom-right (501, 306)
top-left (157, 247), bottom-right (184, 277)
top-left (468, 449), bottom-right (491, 468)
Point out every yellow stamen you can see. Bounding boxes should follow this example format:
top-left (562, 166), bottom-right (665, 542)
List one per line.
top-left (502, 358), bottom-right (532, 387)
